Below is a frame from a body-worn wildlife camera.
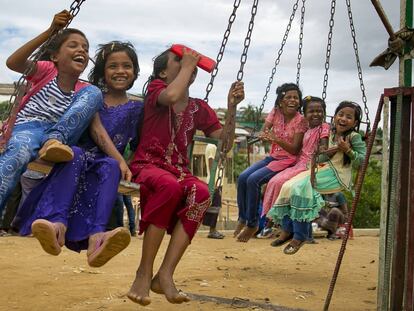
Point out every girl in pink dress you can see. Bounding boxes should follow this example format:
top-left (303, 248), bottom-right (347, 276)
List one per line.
top-left (236, 83), bottom-right (308, 242)
top-left (262, 96), bottom-right (330, 216)
top-left (127, 47), bottom-right (244, 306)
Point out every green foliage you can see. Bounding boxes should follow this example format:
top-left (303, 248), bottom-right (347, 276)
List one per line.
top-left (233, 152), bottom-right (249, 182)
top-left (0, 101), bottom-right (9, 117)
top-left (239, 104), bottom-right (259, 122)
top-left (345, 159), bottom-right (382, 228)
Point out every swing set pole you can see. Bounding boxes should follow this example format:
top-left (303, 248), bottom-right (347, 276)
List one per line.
top-left (378, 0), bottom-right (413, 310)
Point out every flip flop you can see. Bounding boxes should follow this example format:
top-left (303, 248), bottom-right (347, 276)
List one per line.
top-left (207, 231), bottom-right (225, 239)
top-left (31, 219), bottom-right (61, 256)
top-left (39, 140), bottom-right (74, 163)
top-left (270, 233), bottom-right (293, 247)
top-left (283, 240), bottom-right (305, 255)
top-left (88, 227), bottom-right (131, 267)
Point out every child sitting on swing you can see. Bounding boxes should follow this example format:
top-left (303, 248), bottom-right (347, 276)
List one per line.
top-left (268, 101), bottom-right (366, 255)
top-left (1, 10), bottom-right (103, 219)
top-left (13, 41), bottom-right (143, 267)
top-left (127, 46), bottom-right (244, 306)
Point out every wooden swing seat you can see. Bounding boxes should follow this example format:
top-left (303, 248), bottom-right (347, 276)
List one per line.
top-left (27, 160), bottom-right (140, 197)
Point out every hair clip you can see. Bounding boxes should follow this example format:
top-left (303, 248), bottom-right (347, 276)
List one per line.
top-left (111, 42), bottom-right (116, 51)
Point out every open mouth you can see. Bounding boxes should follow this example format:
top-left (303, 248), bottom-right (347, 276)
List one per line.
top-left (73, 55), bottom-right (86, 64)
top-left (112, 77), bottom-right (128, 82)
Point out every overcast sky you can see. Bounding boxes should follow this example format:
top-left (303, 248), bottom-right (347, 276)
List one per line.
top-left (0, 0), bottom-right (402, 124)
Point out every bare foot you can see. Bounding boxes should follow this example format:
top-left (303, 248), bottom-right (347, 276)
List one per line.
top-left (236, 226), bottom-right (258, 242)
top-left (157, 271), bottom-right (190, 304)
top-left (127, 269), bottom-right (152, 306)
top-left (233, 222), bottom-right (246, 238)
top-left (150, 274), bottom-right (163, 294)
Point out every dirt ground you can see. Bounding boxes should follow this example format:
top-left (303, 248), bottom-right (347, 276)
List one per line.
top-left (0, 232), bottom-right (378, 311)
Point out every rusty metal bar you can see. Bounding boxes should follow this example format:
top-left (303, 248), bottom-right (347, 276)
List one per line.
top-left (377, 96), bottom-right (390, 309)
top-left (390, 92), bottom-right (411, 309)
top-left (371, 0), bottom-right (396, 39)
top-left (323, 94), bottom-right (384, 311)
top-left (405, 93), bottom-right (414, 311)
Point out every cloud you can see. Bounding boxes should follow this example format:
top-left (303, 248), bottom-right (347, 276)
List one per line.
top-left (0, 0), bottom-right (403, 125)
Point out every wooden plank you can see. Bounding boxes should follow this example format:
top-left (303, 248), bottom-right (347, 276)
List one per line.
top-left (27, 160), bottom-right (139, 197)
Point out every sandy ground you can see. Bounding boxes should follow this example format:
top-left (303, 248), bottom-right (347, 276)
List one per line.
top-left (0, 231), bottom-right (378, 311)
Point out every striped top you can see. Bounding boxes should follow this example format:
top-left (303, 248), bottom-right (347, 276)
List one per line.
top-left (16, 77), bottom-right (74, 125)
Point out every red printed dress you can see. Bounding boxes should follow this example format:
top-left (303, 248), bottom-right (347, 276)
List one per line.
top-left (130, 79), bottom-right (222, 240)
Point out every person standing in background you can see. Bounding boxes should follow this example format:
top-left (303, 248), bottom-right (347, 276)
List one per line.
top-left (202, 143), bottom-right (224, 239)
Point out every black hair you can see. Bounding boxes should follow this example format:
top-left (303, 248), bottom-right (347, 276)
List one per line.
top-left (88, 41), bottom-right (139, 91)
top-left (302, 96), bottom-right (326, 115)
top-left (333, 100), bottom-right (362, 165)
top-left (142, 49), bottom-right (170, 96)
top-left (39, 28), bottom-right (88, 61)
top-left (274, 83), bottom-right (303, 111)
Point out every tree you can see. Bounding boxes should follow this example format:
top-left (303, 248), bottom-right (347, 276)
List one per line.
top-left (0, 101), bottom-right (9, 119)
top-left (345, 159), bottom-right (382, 228)
top-left (239, 103), bottom-right (261, 123)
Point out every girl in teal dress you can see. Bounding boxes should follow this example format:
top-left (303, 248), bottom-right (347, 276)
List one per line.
top-left (267, 101), bottom-right (366, 254)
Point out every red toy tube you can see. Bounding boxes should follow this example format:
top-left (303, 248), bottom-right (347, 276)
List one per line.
top-left (170, 44), bottom-right (216, 73)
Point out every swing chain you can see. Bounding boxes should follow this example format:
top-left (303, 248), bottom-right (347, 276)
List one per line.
top-left (313, 0), bottom-right (336, 186)
top-left (1, 0), bottom-right (86, 127)
top-left (254, 0), bottom-right (300, 137)
top-left (204, 0), bottom-right (241, 103)
top-left (296, 0), bottom-right (306, 86)
top-left (214, 153), bottom-right (226, 192)
top-left (236, 0), bottom-right (259, 82)
top-left (345, 0), bottom-right (370, 130)
top-left (321, 0), bottom-right (336, 101)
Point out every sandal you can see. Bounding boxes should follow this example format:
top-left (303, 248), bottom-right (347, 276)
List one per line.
top-left (31, 219), bottom-right (62, 256)
top-left (87, 227), bottom-right (131, 267)
top-left (270, 233), bottom-right (293, 247)
top-left (39, 139), bottom-right (74, 163)
top-left (283, 240), bottom-right (305, 255)
top-left (207, 231), bottom-right (225, 239)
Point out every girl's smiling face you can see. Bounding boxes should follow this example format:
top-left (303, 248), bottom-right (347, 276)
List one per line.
top-left (334, 106), bottom-right (357, 134)
top-left (52, 33), bottom-right (89, 76)
top-left (279, 90), bottom-right (300, 118)
top-left (305, 101), bottom-right (325, 128)
top-left (104, 51), bottom-right (135, 92)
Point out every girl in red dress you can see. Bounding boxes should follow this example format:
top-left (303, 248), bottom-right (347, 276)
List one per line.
top-left (127, 47), bottom-right (244, 306)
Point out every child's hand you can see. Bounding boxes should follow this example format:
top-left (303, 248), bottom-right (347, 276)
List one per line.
top-left (227, 81), bottom-right (245, 107)
top-left (49, 10), bottom-right (72, 34)
top-left (337, 136), bottom-right (351, 153)
top-left (258, 129), bottom-right (274, 142)
top-left (181, 48), bottom-right (200, 70)
top-left (324, 147), bottom-right (339, 158)
top-left (119, 160), bottom-right (132, 182)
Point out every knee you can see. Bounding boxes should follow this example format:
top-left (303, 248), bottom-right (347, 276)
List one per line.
top-left (159, 179), bottom-right (183, 201)
top-left (194, 182), bottom-right (210, 202)
top-left (246, 174), bottom-right (260, 188)
top-left (238, 169), bottom-right (250, 185)
top-left (79, 85), bottom-right (103, 110)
